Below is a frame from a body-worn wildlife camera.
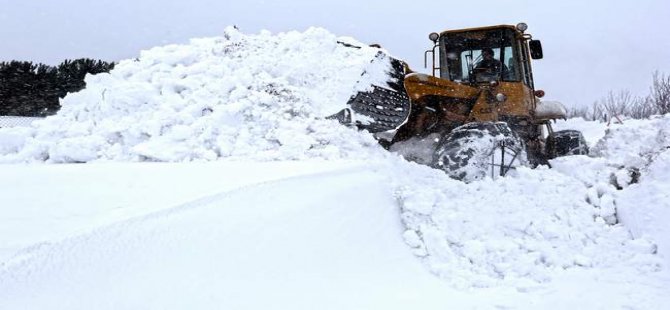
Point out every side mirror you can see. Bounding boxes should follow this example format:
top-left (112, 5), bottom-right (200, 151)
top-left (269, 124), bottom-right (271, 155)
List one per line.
top-left (529, 40), bottom-right (543, 59)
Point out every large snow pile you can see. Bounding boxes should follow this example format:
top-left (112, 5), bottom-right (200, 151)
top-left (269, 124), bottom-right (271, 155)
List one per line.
top-left (0, 27), bottom-right (392, 163)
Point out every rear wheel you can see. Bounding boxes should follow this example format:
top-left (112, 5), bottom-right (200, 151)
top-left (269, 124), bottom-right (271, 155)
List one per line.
top-left (546, 130), bottom-right (588, 159)
top-left (432, 122), bottom-right (528, 182)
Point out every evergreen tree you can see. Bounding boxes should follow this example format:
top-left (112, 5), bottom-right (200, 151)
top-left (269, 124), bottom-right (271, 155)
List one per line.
top-left (0, 58), bottom-right (115, 116)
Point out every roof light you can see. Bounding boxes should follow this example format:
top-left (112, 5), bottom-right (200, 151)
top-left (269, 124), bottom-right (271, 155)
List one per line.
top-left (516, 22), bottom-right (528, 32)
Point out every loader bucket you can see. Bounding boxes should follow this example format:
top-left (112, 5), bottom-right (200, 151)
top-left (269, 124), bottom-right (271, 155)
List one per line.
top-left (327, 46), bottom-right (411, 133)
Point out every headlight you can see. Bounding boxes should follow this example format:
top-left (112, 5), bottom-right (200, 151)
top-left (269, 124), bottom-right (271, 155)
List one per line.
top-left (516, 22), bottom-right (528, 32)
top-left (496, 93), bottom-right (507, 102)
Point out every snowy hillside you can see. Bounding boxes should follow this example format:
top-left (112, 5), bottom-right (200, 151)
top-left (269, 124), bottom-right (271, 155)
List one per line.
top-left (1, 28), bottom-right (669, 309)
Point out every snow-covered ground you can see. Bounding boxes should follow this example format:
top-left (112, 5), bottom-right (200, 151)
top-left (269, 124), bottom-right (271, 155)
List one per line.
top-left (1, 28), bottom-right (669, 309)
top-left (0, 116), bottom-right (42, 128)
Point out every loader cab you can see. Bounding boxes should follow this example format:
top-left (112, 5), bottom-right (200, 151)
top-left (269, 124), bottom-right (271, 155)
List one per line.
top-left (426, 24), bottom-right (542, 88)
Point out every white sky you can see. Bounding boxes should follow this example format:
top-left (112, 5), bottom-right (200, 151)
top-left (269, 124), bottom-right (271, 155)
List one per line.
top-left (1, 0), bottom-right (668, 108)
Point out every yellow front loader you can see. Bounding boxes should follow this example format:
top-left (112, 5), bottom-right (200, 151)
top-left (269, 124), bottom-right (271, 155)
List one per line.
top-left (331, 23), bottom-right (588, 181)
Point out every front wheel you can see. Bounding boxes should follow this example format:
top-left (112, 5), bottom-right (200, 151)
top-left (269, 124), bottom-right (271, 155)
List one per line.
top-left (432, 122), bottom-right (528, 182)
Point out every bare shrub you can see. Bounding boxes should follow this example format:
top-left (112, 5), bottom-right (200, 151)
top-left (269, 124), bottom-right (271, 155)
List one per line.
top-left (650, 71), bottom-right (670, 114)
top-left (566, 71), bottom-right (669, 121)
top-left (590, 101), bottom-right (606, 122)
top-left (629, 96), bottom-right (657, 119)
top-left (600, 90), bottom-right (635, 120)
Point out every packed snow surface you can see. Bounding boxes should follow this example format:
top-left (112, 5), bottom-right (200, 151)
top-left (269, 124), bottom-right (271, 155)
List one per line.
top-left (1, 28), bottom-right (669, 309)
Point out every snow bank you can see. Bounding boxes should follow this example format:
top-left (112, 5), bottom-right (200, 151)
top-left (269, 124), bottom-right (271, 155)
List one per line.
top-left (581, 115), bottom-right (670, 260)
top-left (394, 161), bottom-right (660, 287)
top-left (591, 114), bottom-right (670, 168)
top-left (617, 149), bottom-right (670, 258)
top-left (0, 27), bottom-right (392, 163)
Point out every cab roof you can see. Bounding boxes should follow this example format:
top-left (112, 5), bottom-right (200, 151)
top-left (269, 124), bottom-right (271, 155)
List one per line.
top-left (440, 25), bottom-right (519, 36)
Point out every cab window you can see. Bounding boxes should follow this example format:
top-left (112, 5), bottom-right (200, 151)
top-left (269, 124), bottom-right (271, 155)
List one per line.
top-left (441, 29), bottom-right (521, 83)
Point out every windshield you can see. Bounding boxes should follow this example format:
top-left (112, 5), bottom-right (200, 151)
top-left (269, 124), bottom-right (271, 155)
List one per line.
top-left (440, 29), bottom-right (520, 83)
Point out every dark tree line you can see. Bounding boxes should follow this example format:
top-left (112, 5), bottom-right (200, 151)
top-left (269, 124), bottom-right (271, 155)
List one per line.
top-left (0, 59), bottom-right (115, 117)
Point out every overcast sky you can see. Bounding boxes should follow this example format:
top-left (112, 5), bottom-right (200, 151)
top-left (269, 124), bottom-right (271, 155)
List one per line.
top-left (1, 0), bottom-right (669, 108)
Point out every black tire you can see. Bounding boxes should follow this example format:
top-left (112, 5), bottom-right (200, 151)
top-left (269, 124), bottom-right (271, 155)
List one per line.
top-left (546, 130), bottom-right (588, 159)
top-left (432, 122), bottom-right (528, 182)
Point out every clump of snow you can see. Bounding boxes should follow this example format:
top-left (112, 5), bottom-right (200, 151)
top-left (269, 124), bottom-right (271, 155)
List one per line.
top-left (388, 133), bottom-right (441, 166)
top-left (0, 27), bottom-right (393, 163)
top-left (0, 127), bottom-right (32, 155)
